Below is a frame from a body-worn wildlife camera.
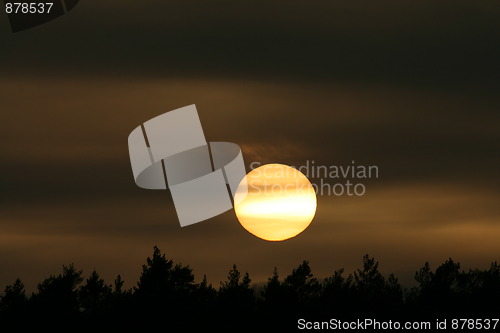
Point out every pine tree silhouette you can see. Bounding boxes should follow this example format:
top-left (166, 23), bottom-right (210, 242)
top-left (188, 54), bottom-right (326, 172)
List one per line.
top-left (0, 250), bottom-right (499, 329)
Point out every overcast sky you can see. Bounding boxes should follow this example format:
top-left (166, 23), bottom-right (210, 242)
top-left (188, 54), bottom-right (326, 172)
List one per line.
top-left (1, 0), bottom-right (499, 291)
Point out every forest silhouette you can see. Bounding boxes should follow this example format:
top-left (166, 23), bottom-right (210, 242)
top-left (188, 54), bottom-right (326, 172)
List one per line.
top-left (1, 246), bottom-right (499, 331)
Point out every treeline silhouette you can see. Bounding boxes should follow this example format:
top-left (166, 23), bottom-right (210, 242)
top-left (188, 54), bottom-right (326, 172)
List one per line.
top-left (1, 246), bottom-right (499, 331)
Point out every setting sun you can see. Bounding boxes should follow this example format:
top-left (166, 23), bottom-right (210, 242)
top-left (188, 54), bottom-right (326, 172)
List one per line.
top-left (234, 164), bottom-right (317, 241)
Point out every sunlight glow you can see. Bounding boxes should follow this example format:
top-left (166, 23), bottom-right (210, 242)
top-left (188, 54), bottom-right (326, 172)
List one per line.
top-left (234, 164), bottom-right (317, 241)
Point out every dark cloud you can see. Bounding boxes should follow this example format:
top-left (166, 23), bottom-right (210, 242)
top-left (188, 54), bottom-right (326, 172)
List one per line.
top-left (1, 0), bottom-right (500, 85)
top-left (1, 78), bottom-right (499, 291)
top-left (1, 1), bottom-right (499, 292)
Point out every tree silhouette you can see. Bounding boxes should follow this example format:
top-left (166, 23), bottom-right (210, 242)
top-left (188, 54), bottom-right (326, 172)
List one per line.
top-left (262, 267), bottom-right (284, 307)
top-left (283, 260), bottom-right (320, 310)
top-left (0, 278), bottom-right (28, 330)
top-left (218, 264), bottom-right (254, 308)
top-left (217, 264), bottom-right (255, 329)
top-left (410, 258), bottom-right (462, 316)
top-left (32, 264), bottom-right (83, 315)
top-left (0, 278), bottom-right (27, 314)
top-left (113, 274), bottom-right (125, 294)
top-left (136, 246), bottom-right (174, 299)
top-left (0, 250), bottom-right (499, 329)
top-left (433, 258), bottom-right (460, 294)
top-left (352, 255), bottom-right (386, 315)
top-left (321, 268), bottom-right (354, 316)
top-left (473, 262), bottom-right (500, 315)
top-left (133, 246), bottom-right (200, 329)
top-left (79, 270), bottom-right (112, 314)
top-left (193, 274), bottom-right (217, 309)
top-left (415, 261), bottom-right (433, 290)
top-left (354, 255), bottom-right (386, 293)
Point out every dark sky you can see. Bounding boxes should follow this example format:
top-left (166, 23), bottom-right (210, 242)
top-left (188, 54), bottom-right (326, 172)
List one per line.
top-left (1, 0), bottom-right (499, 292)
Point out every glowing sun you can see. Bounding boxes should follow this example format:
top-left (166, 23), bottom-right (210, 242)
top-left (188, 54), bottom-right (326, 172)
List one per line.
top-left (234, 164), bottom-right (317, 241)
